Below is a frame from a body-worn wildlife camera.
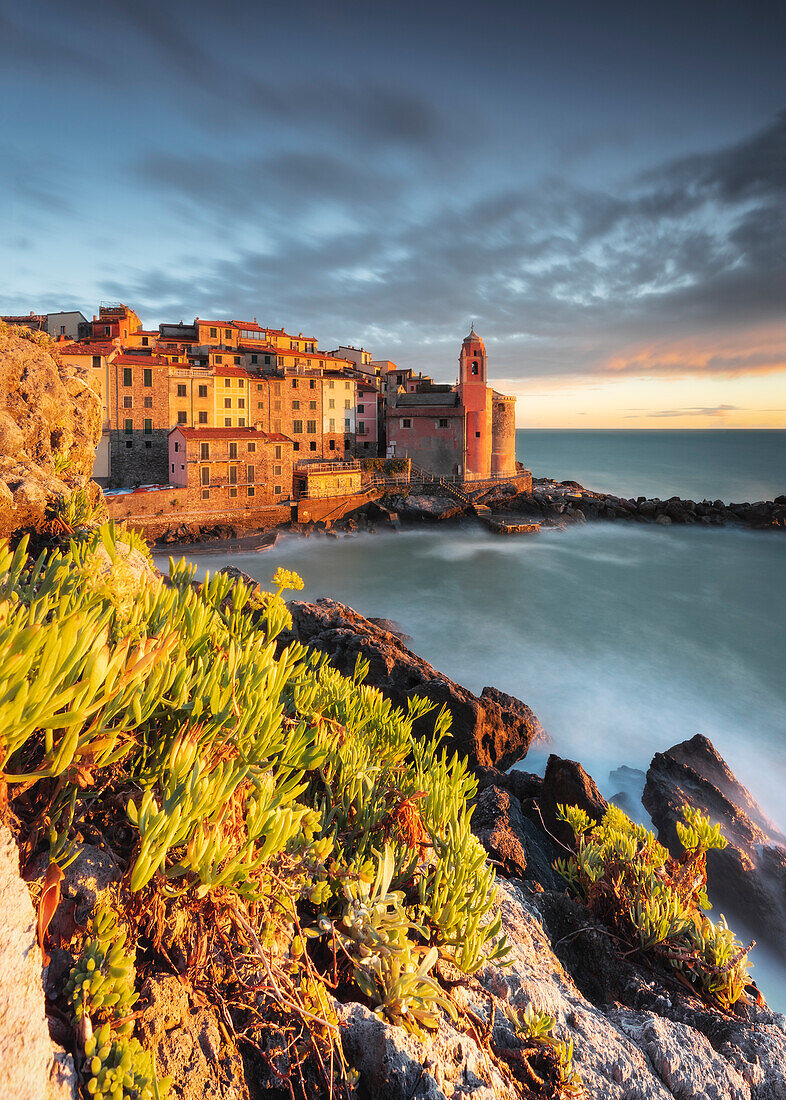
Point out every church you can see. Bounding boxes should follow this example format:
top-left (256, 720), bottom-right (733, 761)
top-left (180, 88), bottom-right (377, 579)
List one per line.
top-left (385, 327), bottom-right (517, 481)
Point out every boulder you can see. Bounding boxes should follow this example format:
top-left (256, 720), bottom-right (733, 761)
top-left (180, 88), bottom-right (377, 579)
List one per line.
top-left (471, 786), bottom-right (530, 878)
top-left (0, 825), bottom-right (77, 1100)
top-left (0, 321), bottom-right (101, 538)
top-left (538, 753), bottom-right (608, 845)
top-left (643, 734), bottom-right (786, 955)
top-left (284, 599), bottom-right (544, 770)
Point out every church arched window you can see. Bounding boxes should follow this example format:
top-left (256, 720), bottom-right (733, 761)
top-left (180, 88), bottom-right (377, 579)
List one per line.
top-left (472, 361), bottom-right (479, 375)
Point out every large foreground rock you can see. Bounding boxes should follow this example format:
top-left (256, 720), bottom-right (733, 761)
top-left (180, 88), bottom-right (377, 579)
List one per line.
top-left (643, 734), bottom-right (786, 955)
top-left (339, 878), bottom-right (786, 1099)
top-left (285, 598), bottom-right (544, 769)
top-left (0, 321), bottom-right (101, 538)
top-left (0, 825), bottom-right (76, 1100)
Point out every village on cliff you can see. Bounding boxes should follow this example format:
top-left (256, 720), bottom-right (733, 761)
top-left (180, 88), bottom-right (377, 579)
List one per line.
top-left (1, 306), bottom-right (521, 529)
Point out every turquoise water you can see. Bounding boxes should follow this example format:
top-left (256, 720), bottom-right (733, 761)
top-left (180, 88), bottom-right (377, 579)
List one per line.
top-left (155, 430), bottom-right (786, 1006)
top-left (517, 429), bottom-right (786, 502)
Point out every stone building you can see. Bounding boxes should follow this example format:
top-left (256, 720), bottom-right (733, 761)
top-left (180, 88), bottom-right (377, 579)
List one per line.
top-left (386, 328), bottom-right (516, 480)
top-left (168, 426), bottom-right (295, 509)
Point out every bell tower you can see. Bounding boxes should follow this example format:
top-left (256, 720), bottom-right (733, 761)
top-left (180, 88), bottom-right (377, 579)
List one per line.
top-left (458, 325), bottom-right (491, 479)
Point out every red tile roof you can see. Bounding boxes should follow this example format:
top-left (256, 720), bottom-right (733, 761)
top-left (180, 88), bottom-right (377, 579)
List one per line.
top-left (213, 365), bottom-right (256, 378)
top-left (115, 354), bottom-right (169, 366)
top-left (58, 341), bottom-right (117, 356)
top-left (170, 427), bottom-right (294, 443)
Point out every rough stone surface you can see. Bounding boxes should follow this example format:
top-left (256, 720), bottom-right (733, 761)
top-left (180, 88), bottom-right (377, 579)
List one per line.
top-left (0, 321), bottom-right (101, 538)
top-left (471, 786), bottom-right (530, 878)
top-left (0, 825), bottom-right (77, 1100)
top-left (339, 879), bottom-right (786, 1100)
top-left (137, 975), bottom-right (248, 1100)
top-left (643, 734), bottom-right (786, 955)
top-left (26, 843), bottom-right (121, 948)
top-left (284, 598), bottom-right (545, 769)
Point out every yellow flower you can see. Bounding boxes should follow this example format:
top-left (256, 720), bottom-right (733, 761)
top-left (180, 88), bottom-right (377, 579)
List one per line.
top-left (272, 567), bottom-right (304, 592)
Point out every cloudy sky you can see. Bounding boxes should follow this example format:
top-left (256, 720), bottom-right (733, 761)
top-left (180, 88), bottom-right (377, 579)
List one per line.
top-left (1, 0), bottom-right (784, 426)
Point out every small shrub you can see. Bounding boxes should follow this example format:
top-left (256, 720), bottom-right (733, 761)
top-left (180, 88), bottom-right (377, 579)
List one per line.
top-left (555, 802), bottom-right (751, 1009)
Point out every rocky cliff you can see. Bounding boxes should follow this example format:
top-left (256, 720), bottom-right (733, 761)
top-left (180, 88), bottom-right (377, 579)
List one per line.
top-left (0, 321), bottom-right (101, 538)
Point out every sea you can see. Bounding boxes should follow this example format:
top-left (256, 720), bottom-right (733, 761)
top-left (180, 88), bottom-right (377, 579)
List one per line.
top-left (154, 429), bottom-right (786, 1007)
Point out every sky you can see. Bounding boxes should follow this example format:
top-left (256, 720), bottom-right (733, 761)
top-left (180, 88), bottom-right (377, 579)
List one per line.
top-left (1, 0), bottom-right (784, 427)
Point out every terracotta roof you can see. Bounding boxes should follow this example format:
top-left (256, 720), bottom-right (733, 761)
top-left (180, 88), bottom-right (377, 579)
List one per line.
top-left (170, 427), bottom-right (293, 443)
top-left (115, 354), bottom-right (168, 366)
top-left (195, 319), bottom-right (237, 329)
top-left (236, 343), bottom-right (279, 355)
top-left (232, 320), bottom-right (266, 332)
top-left (58, 341), bottom-right (117, 356)
top-left (213, 365), bottom-right (256, 378)
top-left (264, 327), bottom-right (317, 342)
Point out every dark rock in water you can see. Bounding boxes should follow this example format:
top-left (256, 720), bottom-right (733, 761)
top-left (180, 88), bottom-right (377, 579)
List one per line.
top-left (472, 786), bottom-right (529, 878)
top-left (217, 566), bottom-right (260, 593)
top-left (539, 753), bottom-right (608, 843)
top-left (284, 598), bottom-right (544, 770)
top-left (366, 616), bottom-right (411, 641)
top-left (609, 764), bottom-right (647, 818)
top-left (643, 734), bottom-right (786, 955)
top-left (474, 764), bottom-right (543, 804)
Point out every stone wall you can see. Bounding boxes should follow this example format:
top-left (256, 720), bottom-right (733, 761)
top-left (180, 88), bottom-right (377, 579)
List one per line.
top-left (110, 428), bottom-right (169, 487)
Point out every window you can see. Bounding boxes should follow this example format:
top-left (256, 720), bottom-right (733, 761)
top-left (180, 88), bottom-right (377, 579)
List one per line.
top-left (171, 463), bottom-right (175, 473)
top-left (275, 445), bottom-right (282, 459)
top-left (210, 327), bottom-right (217, 338)
top-left (274, 485), bottom-right (282, 495)
top-left (238, 398), bottom-right (245, 409)
top-left (291, 379), bottom-right (298, 388)
top-left (357, 404), bottom-right (364, 414)
top-left (328, 380), bottom-right (334, 390)
top-left (247, 486), bottom-right (255, 497)
top-left (274, 464), bottom-right (282, 476)
top-left (198, 385), bottom-right (207, 398)
top-left (225, 329), bottom-right (232, 340)
top-left (329, 417), bottom-right (336, 431)
top-left (229, 466), bottom-right (238, 485)
top-left (229, 442), bottom-right (238, 459)
top-left (264, 355), bottom-right (270, 365)
top-left (144, 396), bottom-right (153, 408)
top-left (200, 443), bottom-right (210, 460)
top-left (123, 396), bottom-right (133, 408)
top-left (247, 441), bottom-right (256, 453)
top-left (143, 368), bottom-right (152, 387)
top-left (125, 440), bottom-right (132, 449)
top-left (142, 337), bottom-right (148, 347)
top-left (344, 419), bottom-right (351, 431)
top-left (309, 400), bottom-right (317, 410)
top-left (344, 399), bottom-right (350, 409)
top-left (174, 441), bottom-right (180, 453)
top-left (438, 418), bottom-right (448, 428)
top-left (251, 355), bottom-right (258, 364)
top-left (224, 378), bottom-right (231, 388)
top-left (309, 379), bottom-right (315, 389)
top-left (234, 357), bottom-right (240, 365)
top-left (306, 420), bottom-right (316, 434)
top-left (246, 465), bottom-right (255, 483)
top-left (224, 417), bottom-right (232, 426)
top-left (357, 423), bottom-right (365, 435)
top-left (293, 442), bottom-right (300, 452)
top-left (471, 363), bottom-right (478, 375)
top-left (238, 418), bottom-right (245, 426)
top-left (328, 399), bottom-right (335, 409)
top-left (123, 367), bottom-right (132, 387)
top-left (344, 439), bottom-right (350, 449)
top-left (274, 401), bottom-right (281, 411)
top-left (201, 488), bottom-right (210, 500)
top-left (273, 382), bottom-right (281, 395)
top-left (257, 402), bottom-right (263, 410)
top-left (475, 431), bottom-right (481, 438)
top-left (201, 466), bottom-right (210, 485)
top-left (177, 411), bottom-right (187, 424)
top-left (215, 355), bottom-right (223, 364)
top-left (401, 418), bottom-right (411, 429)
top-left (92, 355), bottom-right (101, 369)
top-left (273, 419), bottom-right (281, 433)
top-left (105, 326), bottom-right (111, 336)
top-left (198, 411), bottom-right (208, 424)
top-left (329, 439), bottom-right (336, 451)
top-left (177, 384), bottom-right (186, 397)
top-left (230, 487), bottom-right (238, 498)
top-left (293, 420), bottom-right (303, 434)
top-left (124, 418), bottom-right (133, 434)
top-left (143, 419), bottom-right (152, 435)
top-left (144, 441), bottom-right (152, 449)
top-left (309, 441), bottom-right (317, 451)
top-left (292, 400), bottom-right (300, 410)
top-left (224, 398), bottom-right (232, 409)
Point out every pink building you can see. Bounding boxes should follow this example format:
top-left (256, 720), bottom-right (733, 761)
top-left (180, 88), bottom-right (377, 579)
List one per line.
top-left (385, 328), bottom-right (516, 480)
top-left (355, 382), bottom-right (379, 453)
